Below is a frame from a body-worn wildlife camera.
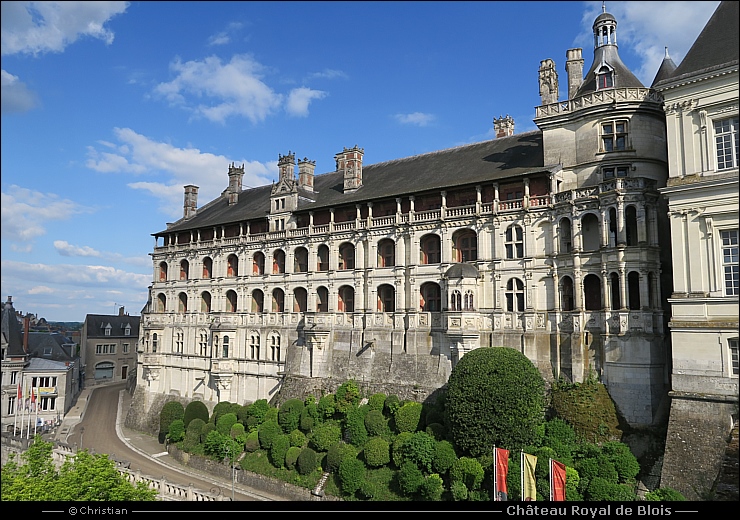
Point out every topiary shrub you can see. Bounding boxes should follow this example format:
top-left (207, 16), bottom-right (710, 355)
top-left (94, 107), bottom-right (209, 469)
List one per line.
top-left (445, 347), bottom-right (545, 455)
top-left (246, 399), bottom-right (270, 425)
top-left (364, 409), bottom-right (388, 437)
top-left (450, 480), bottom-right (468, 501)
top-left (335, 380), bottom-right (361, 414)
top-left (296, 447), bottom-right (319, 475)
top-left (183, 401), bottom-right (209, 429)
top-left (450, 456), bottom-right (484, 491)
top-left (338, 457), bottom-right (365, 495)
top-left (264, 407), bottom-right (278, 422)
top-left (550, 378), bottom-right (622, 443)
top-left (421, 473), bottom-right (445, 501)
top-left (344, 406), bottom-right (368, 447)
top-left (403, 431), bottom-right (436, 473)
top-left (230, 422), bottom-right (245, 439)
top-left (425, 422), bottom-right (446, 441)
top-left (285, 446), bottom-right (302, 470)
top-left (210, 401), bottom-right (234, 425)
top-left (257, 419), bottom-right (282, 450)
top-left (585, 477), bottom-right (636, 501)
top-left (270, 434), bottom-right (291, 468)
top-left (395, 401), bottom-right (423, 433)
top-left (216, 412), bottom-right (238, 436)
top-left (358, 480), bottom-right (379, 500)
top-left (167, 419), bottom-right (185, 443)
top-left (278, 398), bottom-right (305, 434)
top-left (244, 430), bottom-right (260, 452)
top-left (317, 394), bottom-right (336, 419)
top-left (201, 422), bottom-right (216, 442)
top-left (159, 401), bottom-right (185, 444)
top-left (309, 421), bottom-right (342, 452)
top-left (289, 429), bottom-right (307, 448)
top-left (183, 427), bottom-right (202, 451)
top-left (363, 437), bottom-right (390, 467)
top-left (600, 441), bottom-right (640, 483)
top-left (644, 487), bottom-right (686, 501)
top-left (326, 442), bottom-right (358, 473)
top-left (367, 393), bottom-right (387, 412)
top-left (433, 439), bottom-right (457, 474)
top-left (565, 466), bottom-right (582, 501)
top-left (384, 394), bottom-right (401, 417)
top-left (392, 432), bottom-right (413, 467)
top-left (300, 407), bottom-right (315, 432)
top-left (397, 461), bottom-right (424, 496)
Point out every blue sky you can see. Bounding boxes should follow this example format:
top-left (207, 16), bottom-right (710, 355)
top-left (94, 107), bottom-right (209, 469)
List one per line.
top-left (0, 1), bottom-right (720, 322)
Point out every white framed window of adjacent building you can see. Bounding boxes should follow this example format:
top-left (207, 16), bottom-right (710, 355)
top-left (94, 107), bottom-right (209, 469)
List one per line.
top-left (714, 116), bottom-right (739, 171)
top-left (123, 343), bottom-right (130, 354)
top-left (721, 229), bottom-right (739, 296)
top-left (729, 338), bottom-right (739, 376)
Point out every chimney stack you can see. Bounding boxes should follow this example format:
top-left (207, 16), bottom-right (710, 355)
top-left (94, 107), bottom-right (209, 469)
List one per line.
top-left (118, 306), bottom-right (125, 316)
top-left (493, 115), bottom-right (515, 138)
top-left (565, 48), bottom-right (584, 100)
top-left (227, 163), bottom-right (245, 205)
top-left (183, 185), bottom-right (199, 219)
top-left (338, 145), bottom-right (364, 193)
top-left (23, 315), bottom-right (30, 353)
top-left (538, 59), bottom-right (559, 105)
top-left (298, 157), bottom-right (316, 192)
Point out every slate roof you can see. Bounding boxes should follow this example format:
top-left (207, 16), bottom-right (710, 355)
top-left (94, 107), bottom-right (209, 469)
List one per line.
top-left (159, 131), bottom-right (547, 235)
top-left (574, 42), bottom-right (645, 98)
top-left (445, 263), bottom-right (480, 279)
top-left (27, 357), bottom-right (73, 372)
top-left (651, 51), bottom-right (678, 87)
top-left (1, 299), bottom-right (26, 358)
top-left (84, 314), bottom-right (141, 339)
top-left (655, 1), bottom-right (739, 87)
top-left (27, 332), bottom-right (76, 363)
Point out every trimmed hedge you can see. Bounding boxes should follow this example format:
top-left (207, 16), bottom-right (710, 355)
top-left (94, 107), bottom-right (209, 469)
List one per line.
top-left (183, 401), bottom-right (209, 428)
top-left (297, 447), bottom-right (319, 475)
top-left (278, 398), bottom-right (305, 434)
top-left (395, 401), bottom-right (423, 433)
top-left (326, 442), bottom-right (358, 473)
top-left (363, 437), bottom-right (390, 467)
top-left (159, 400), bottom-right (185, 443)
top-left (257, 419), bottom-right (282, 450)
top-left (338, 458), bottom-right (366, 495)
top-left (309, 421), bottom-right (342, 452)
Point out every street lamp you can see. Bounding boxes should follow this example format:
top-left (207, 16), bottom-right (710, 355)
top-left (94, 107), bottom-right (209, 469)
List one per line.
top-left (79, 426), bottom-right (85, 451)
top-left (223, 442), bottom-right (235, 501)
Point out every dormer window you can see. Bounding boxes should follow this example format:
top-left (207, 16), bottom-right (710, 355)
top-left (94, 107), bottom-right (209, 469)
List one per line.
top-left (104, 324), bottom-right (111, 336)
top-left (124, 325), bottom-right (131, 336)
top-left (596, 65), bottom-right (613, 90)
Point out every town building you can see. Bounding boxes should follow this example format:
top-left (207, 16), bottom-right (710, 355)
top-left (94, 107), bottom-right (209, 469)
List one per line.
top-left (129, 5), bottom-right (676, 435)
top-left (80, 308), bottom-right (140, 388)
top-left (653, 1), bottom-right (739, 500)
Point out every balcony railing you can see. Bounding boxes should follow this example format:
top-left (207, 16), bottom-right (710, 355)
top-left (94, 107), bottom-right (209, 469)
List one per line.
top-left (535, 88), bottom-right (663, 118)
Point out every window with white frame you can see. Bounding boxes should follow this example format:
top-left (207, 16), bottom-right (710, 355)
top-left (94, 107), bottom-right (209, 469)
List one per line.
top-left (721, 229), bottom-right (739, 296)
top-left (601, 120), bottom-right (628, 152)
top-left (505, 224), bottom-right (524, 259)
top-left (729, 338), bottom-right (739, 376)
top-left (123, 343), bottom-right (130, 354)
top-left (714, 116), bottom-right (738, 170)
top-left (249, 333), bottom-right (260, 360)
top-left (199, 331), bottom-right (208, 356)
top-left (39, 396), bottom-right (56, 411)
top-left (506, 278), bottom-right (525, 312)
top-left (270, 333), bottom-right (281, 362)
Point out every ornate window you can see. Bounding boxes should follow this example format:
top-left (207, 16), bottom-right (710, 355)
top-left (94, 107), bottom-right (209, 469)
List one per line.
top-left (729, 338), bottom-right (739, 376)
top-left (199, 330), bottom-right (208, 356)
top-left (601, 120), bottom-right (628, 152)
top-left (222, 336), bottom-right (229, 358)
top-left (200, 291), bottom-right (211, 313)
top-left (628, 271), bottom-right (641, 310)
top-left (202, 257), bottom-right (212, 279)
top-left (152, 333), bottom-right (158, 353)
top-left (714, 116), bottom-right (738, 170)
top-left (252, 289), bottom-right (264, 312)
top-left (179, 260), bottom-right (189, 280)
top-left (505, 278), bottom-right (525, 312)
top-left (560, 276), bottom-right (574, 311)
top-left (505, 224), bottom-right (524, 259)
top-left (249, 332), bottom-right (260, 360)
top-left (270, 333), bottom-right (281, 362)
top-left (226, 290), bottom-right (237, 312)
top-left (583, 274), bottom-right (603, 310)
top-left (272, 288), bottom-right (285, 312)
top-left (464, 290), bottom-right (474, 311)
top-left (559, 218), bottom-right (572, 253)
top-left (178, 292), bottom-right (187, 313)
top-left (157, 293), bottom-right (167, 313)
top-left (294, 287), bottom-right (308, 312)
top-left (316, 286), bottom-right (329, 312)
top-left (377, 239), bottom-right (395, 267)
top-left (603, 165), bottom-right (629, 179)
top-left (453, 229), bottom-right (477, 262)
top-left (175, 330), bottom-right (184, 354)
top-left (596, 65), bottom-right (614, 90)
top-left (377, 285), bottom-right (395, 312)
top-left (273, 250), bottom-right (286, 274)
top-left (317, 245), bottom-right (329, 272)
top-left (420, 234), bottom-right (441, 264)
top-left (722, 229), bottom-right (739, 296)
top-left (450, 290), bottom-right (462, 311)
top-left (158, 262), bottom-right (168, 282)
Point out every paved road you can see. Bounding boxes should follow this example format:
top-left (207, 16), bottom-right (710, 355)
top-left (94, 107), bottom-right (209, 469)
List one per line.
top-left (65, 383), bottom-right (272, 501)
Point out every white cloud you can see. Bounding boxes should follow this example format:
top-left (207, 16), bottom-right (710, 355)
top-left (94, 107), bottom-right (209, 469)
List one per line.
top-left (154, 54), bottom-right (284, 124)
top-left (1, 69), bottom-right (37, 113)
top-left (207, 22), bottom-right (243, 46)
top-left (28, 285), bottom-right (55, 295)
top-left (394, 112), bottom-right (436, 127)
top-left (54, 240), bottom-right (102, 258)
top-left (307, 69), bottom-right (348, 81)
top-left (577, 1), bottom-right (720, 86)
top-left (0, 1), bottom-right (129, 56)
top-left (1, 259), bottom-right (150, 288)
top-left (286, 87), bottom-right (327, 117)
top-left (85, 127), bottom-right (276, 218)
top-left (1, 186), bottom-right (92, 244)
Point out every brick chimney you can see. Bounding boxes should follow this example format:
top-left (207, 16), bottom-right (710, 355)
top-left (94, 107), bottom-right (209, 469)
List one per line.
top-left (538, 58), bottom-right (559, 105)
top-left (298, 157), bottom-right (316, 192)
top-left (23, 314), bottom-right (30, 353)
top-left (565, 48), bottom-right (584, 100)
top-left (227, 163), bottom-right (245, 205)
top-left (183, 185), bottom-right (198, 219)
top-left (118, 305), bottom-right (125, 316)
top-left (493, 115), bottom-right (515, 138)
top-left (337, 145), bottom-right (364, 193)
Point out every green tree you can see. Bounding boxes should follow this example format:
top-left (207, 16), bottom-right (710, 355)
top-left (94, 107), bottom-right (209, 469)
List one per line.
top-left (338, 458), bottom-right (366, 495)
top-left (421, 473), bottom-right (445, 501)
top-left (335, 379), bottom-right (361, 414)
top-left (309, 420), bottom-right (342, 452)
top-left (402, 431), bottom-right (437, 473)
top-left (449, 456), bottom-right (485, 491)
top-left (363, 437), bottom-right (391, 467)
top-left (445, 347), bottom-right (545, 455)
top-left (167, 419), bottom-right (186, 443)
top-left (159, 400), bottom-right (185, 443)
top-left (397, 461), bottom-right (424, 496)
top-left (278, 398), bottom-right (305, 433)
top-left (1, 436), bottom-right (157, 501)
top-left (216, 412), bottom-right (238, 436)
top-left (395, 401), bottom-right (423, 433)
top-left (183, 400), bottom-right (209, 428)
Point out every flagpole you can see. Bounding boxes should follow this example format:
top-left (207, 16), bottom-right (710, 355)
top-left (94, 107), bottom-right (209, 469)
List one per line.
top-left (520, 450), bottom-right (524, 501)
top-left (26, 381), bottom-right (32, 439)
top-left (21, 375), bottom-right (27, 438)
top-left (33, 389), bottom-right (39, 436)
top-left (549, 458), bottom-right (553, 501)
top-left (13, 383), bottom-right (19, 435)
top-left (492, 445), bottom-right (497, 502)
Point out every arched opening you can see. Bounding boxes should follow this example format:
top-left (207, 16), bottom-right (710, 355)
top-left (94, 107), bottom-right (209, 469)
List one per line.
top-left (293, 287), bottom-right (308, 312)
top-left (94, 361), bottom-right (115, 381)
top-left (505, 224), bottom-right (524, 259)
top-left (608, 208), bottom-right (618, 247)
top-left (582, 213), bottom-right (601, 251)
top-left (202, 257), bottom-right (212, 279)
top-left (272, 288), bottom-right (285, 312)
top-left (270, 333), bottom-right (281, 362)
top-left (377, 239), bottom-right (395, 267)
top-left (453, 229), bottom-right (477, 262)
top-left (273, 249), bottom-right (286, 274)
top-left (316, 286), bottom-right (329, 312)
top-left (251, 289), bottom-right (264, 313)
top-left (249, 332), bottom-right (260, 359)
top-left (610, 272), bottom-right (621, 309)
top-left (506, 278), bottom-right (525, 312)
top-left (420, 234), bottom-right (441, 264)
top-left (450, 290), bottom-right (462, 311)
top-left (317, 245), bottom-right (329, 272)
top-left (253, 252), bottom-right (265, 275)
top-left (559, 218), bottom-right (572, 253)
top-left (583, 274), bottom-right (603, 310)
top-left (625, 205), bottom-right (638, 246)
top-left (157, 293), bottom-right (167, 313)
top-left (464, 290), bottom-right (474, 311)
top-left (180, 260), bottom-right (189, 280)
top-left (159, 262), bottom-right (168, 282)
top-left (420, 282), bottom-right (441, 312)
top-left (560, 276), bottom-right (574, 311)
top-left (200, 291), bottom-right (211, 313)
top-left (338, 285), bottom-right (355, 313)
top-left (628, 271), bottom-right (641, 310)
top-left (294, 247), bottom-right (308, 273)
top-left (377, 284), bottom-right (395, 312)
top-left (227, 254), bottom-right (239, 277)
top-left (226, 290), bottom-right (238, 312)
top-left (178, 292), bottom-right (188, 313)
top-left (339, 242), bottom-right (355, 270)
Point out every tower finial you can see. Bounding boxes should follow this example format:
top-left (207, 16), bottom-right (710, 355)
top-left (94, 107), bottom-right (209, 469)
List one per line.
top-left (664, 46), bottom-right (670, 59)
top-left (602, 1), bottom-right (606, 13)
